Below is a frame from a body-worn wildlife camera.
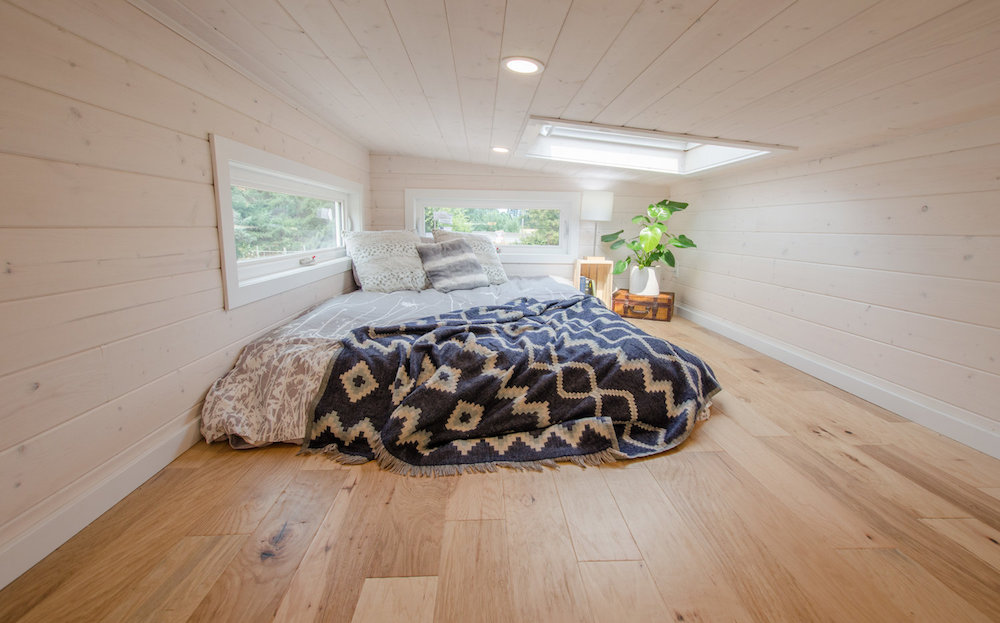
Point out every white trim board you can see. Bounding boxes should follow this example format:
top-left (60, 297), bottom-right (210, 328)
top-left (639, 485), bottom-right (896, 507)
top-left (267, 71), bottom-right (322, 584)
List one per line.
top-left (0, 414), bottom-right (201, 590)
top-left (677, 304), bottom-right (1000, 460)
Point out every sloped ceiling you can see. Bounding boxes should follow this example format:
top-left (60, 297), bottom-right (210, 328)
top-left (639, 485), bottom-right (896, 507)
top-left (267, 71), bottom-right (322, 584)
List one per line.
top-left (131, 0), bottom-right (1000, 182)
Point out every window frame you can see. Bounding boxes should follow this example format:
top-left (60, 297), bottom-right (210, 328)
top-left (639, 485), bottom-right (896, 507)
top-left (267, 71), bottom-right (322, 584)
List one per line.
top-left (403, 188), bottom-right (580, 264)
top-left (211, 134), bottom-right (362, 310)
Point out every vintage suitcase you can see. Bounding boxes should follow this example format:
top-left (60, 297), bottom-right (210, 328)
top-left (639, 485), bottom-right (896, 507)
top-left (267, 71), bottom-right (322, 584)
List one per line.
top-left (612, 289), bottom-right (674, 321)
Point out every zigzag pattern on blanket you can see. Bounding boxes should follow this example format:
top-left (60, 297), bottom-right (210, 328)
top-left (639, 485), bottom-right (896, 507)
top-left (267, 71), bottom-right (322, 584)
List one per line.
top-left (304, 295), bottom-right (721, 473)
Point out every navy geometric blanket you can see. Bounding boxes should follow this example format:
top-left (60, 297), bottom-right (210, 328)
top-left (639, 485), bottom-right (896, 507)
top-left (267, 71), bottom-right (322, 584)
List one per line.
top-left (303, 295), bottom-right (720, 475)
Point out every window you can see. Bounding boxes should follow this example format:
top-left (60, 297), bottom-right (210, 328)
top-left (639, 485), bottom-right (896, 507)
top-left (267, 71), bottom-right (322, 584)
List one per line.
top-left (212, 135), bottom-right (362, 309)
top-left (405, 189), bottom-right (580, 264)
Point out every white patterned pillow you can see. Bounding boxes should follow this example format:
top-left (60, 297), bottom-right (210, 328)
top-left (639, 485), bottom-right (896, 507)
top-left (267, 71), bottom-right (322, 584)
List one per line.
top-left (432, 230), bottom-right (508, 285)
top-left (344, 230), bottom-right (430, 292)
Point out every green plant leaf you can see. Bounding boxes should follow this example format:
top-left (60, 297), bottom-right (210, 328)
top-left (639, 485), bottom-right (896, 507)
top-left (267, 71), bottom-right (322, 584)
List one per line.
top-left (639, 224), bottom-right (663, 252)
top-left (626, 240), bottom-right (641, 252)
top-left (631, 214), bottom-right (649, 224)
top-left (663, 249), bottom-right (676, 267)
top-left (674, 234), bottom-right (696, 247)
top-left (612, 259), bottom-right (629, 274)
top-left (600, 230), bottom-right (623, 242)
top-left (664, 201), bottom-right (688, 214)
top-left (610, 239), bottom-right (626, 249)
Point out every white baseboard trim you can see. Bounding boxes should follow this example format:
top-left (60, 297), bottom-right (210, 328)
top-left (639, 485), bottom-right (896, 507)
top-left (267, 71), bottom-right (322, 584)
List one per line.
top-left (677, 304), bottom-right (1000, 460)
top-left (0, 416), bottom-right (201, 590)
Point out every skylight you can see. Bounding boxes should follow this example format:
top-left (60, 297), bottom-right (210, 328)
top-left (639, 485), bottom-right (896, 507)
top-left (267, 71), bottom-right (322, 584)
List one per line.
top-left (521, 117), bottom-right (795, 175)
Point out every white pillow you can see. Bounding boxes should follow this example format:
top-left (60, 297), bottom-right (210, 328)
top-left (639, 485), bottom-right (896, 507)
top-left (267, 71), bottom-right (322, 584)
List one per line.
top-left (344, 230), bottom-right (430, 292)
top-left (432, 230), bottom-right (508, 285)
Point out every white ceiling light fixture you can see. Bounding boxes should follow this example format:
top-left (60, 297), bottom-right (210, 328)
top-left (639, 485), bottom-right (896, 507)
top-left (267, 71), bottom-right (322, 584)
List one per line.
top-left (521, 116), bottom-right (796, 175)
top-left (503, 56), bottom-right (544, 74)
top-left (491, 146), bottom-right (510, 153)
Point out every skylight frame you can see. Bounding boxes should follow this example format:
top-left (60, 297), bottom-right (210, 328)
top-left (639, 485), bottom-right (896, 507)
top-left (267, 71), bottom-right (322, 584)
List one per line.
top-left (521, 116), bottom-right (796, 175)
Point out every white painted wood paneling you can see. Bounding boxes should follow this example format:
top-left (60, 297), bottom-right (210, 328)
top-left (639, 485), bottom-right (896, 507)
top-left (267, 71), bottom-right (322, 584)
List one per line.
top-left (0, 0), bottom-right (366, 590)
top-left (669, 116), bottom-right (1000, 457)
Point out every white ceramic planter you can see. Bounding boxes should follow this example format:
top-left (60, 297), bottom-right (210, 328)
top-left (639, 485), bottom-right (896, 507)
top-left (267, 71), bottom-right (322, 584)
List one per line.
top-left (628, 265), bottom-right (660, 295)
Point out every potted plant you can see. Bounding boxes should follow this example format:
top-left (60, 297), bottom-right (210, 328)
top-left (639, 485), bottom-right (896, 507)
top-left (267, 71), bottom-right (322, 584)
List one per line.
top-left (600, 199), bottom-right (696, 296)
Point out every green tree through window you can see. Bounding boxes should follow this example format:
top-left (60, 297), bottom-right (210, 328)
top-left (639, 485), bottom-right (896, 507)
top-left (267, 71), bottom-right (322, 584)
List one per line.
top-left (231, 185), bottom-right (342, 260)
top-left (423, 206), bottom-right (560, 246)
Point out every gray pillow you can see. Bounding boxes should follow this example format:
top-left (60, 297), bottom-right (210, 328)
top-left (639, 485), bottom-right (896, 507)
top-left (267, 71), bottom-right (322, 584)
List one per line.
top-left (432, 230), bottom-right (508, 285)
top-left (344, 230), bottom-right (430, 292)
top-left (416, 239), bottom-right (490, 292)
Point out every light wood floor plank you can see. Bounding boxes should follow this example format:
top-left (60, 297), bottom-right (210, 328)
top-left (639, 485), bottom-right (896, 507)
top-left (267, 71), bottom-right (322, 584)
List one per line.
top-left (603, 466), bottom-right (754, 622)
top-left (98, 535), bottom-right (246, 622)
top-left (273, 464), bottom-right (453, 623)
top-left (765, 435), bottom-right (1000, 620)
top-left (444, 472), bottom-right (504, 521)
top-left (186, 446), bottom-right (302, 536)
top-left (349, 576), bottom-right (436, 623)
top-left (709, 390), bottom-right (789, 437)
top-left (434, 520), bottom-right (511, 623)
top-left (187, 470), bottom-right (348, 622)
top-left (837, 548), bottom-right (995, 623)
top-left (501, 470), bottom-right (594, 623)
top-left (272, 469), bottom-right (364, 623)
top-left (578, 561), bottom-right (668, 621)
top-left (650, 452), bottom-right (911, 622)
top-left (0, 466), bottom-right (194, 622)
top-left (552, 465), bottom-right (641, 561)
top-left (12, 447), bottom-right (287, 622)
top-left (890, 424), bottom-right (1000, 488)
top-left (702, 412), bottom-right (890, 548)
top-left (919, 518), bottom-right (1000, 572)
top-left (860, 443), bottom-right (1000, 531)
top-left (167, 439), bottom-right (227, 468)
top-left (789, 430), bottom-right (968, 519)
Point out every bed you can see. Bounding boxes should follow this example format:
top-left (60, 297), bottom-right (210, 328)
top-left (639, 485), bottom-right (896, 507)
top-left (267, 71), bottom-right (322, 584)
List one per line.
top-left (201, 231), bottom-right (720, 474)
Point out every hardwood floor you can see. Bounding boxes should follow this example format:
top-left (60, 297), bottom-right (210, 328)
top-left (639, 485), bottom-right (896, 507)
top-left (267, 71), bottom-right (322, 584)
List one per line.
top-left (2, 317), bottom-right (999, 622)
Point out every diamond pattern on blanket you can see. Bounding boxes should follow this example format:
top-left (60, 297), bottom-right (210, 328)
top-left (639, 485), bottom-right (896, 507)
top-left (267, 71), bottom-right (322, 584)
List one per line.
top-left (447, 400), bottom-right (484, 432)
top-left (305, 295), bottom-right (720, 473)
top-left (341, 361), bottom-right (378, 403)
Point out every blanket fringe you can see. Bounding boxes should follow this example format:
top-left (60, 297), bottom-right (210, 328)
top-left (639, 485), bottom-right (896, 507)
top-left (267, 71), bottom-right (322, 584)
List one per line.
top-left (298, 438), bottom-right (624, 477)
top-left (297, 443), bottom-right (371, 465)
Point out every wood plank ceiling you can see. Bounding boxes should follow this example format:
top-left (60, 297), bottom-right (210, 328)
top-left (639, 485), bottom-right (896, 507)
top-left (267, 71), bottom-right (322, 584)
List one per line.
top-left (131, 0), bottom-right (1000, 182)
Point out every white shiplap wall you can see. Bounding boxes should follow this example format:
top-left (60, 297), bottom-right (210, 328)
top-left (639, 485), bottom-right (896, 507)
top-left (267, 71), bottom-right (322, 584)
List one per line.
top-left (668, 115), bottom-right (1000, 458)
top-left (0, 0), bottom-right (368, 588)
top-left (370, 154), bottom-right (667, 286)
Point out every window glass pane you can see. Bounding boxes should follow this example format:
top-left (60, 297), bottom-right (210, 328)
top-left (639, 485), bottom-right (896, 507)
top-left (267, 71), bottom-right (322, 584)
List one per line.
top-left (231, 185), bottom-right (342, 261)
top-left (422, 206), bottom-right (560, 247)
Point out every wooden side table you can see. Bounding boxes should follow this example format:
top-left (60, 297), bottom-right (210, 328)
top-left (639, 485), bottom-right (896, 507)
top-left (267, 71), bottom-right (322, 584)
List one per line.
top-left (574, 257), bottom-right (614, 308)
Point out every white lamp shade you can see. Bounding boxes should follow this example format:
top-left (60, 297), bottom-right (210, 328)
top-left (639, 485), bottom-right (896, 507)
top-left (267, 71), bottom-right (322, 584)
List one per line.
top-left (581, 191), bottom-right (614, 221)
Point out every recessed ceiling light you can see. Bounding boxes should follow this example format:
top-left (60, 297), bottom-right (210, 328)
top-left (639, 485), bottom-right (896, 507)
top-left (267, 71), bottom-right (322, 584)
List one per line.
top-left (503, 56), bottom-right (544, 74)
top-left (491, 146), bottom-right (510, 153)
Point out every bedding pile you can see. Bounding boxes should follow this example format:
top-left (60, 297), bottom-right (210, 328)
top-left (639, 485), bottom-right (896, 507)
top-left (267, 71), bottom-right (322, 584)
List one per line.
top-left (200, 278), bottom-right (585, 446)
top-left (304, 295), bottom-right (720, 474)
